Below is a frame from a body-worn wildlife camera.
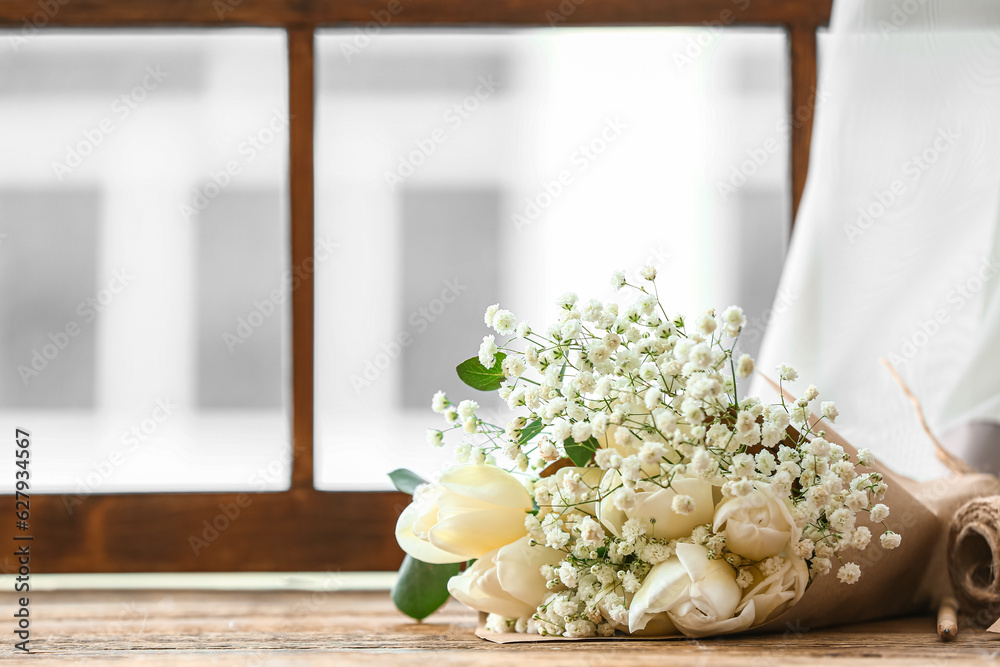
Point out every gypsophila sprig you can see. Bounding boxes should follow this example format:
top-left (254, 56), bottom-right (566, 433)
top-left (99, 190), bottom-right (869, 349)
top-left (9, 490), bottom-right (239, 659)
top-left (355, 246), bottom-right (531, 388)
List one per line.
top-left (396, 267), bottom-right (899, 638)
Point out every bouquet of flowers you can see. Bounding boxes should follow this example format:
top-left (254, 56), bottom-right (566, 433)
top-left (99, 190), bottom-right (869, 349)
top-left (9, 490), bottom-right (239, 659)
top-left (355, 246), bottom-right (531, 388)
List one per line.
top-left (390, 267), bottom-right (908, 639)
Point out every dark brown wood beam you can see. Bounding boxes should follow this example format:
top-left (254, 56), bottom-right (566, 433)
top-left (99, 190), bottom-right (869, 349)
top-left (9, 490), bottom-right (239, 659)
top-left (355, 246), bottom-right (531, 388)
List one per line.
top-left (0, 0), bottom-right (832, 28)
top-left (789, 24), bottom-right (819, 225)
top-left (0, 490), bottom-right (408, 573)
top-left (288, 27), bottom-right (316, 491)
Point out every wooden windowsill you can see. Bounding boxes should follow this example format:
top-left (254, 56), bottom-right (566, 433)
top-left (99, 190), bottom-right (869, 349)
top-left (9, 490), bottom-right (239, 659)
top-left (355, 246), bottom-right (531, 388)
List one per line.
top-left (3, 589), bottom-right (998, 664)
top-left (0, 571), bottom-right (395, 592)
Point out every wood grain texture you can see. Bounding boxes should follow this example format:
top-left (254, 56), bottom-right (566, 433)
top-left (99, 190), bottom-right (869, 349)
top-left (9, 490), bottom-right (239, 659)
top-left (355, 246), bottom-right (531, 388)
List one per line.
top-left (1, 589), bottom-right (998, 665)
top-left (789, 25), bottom-right (818, 224)
top-left (0, 491), bottom-right (409, 574)
top-left (288, 27), bottom-right (316, 492)
top-left (0, 0), bottom-right (833, 27)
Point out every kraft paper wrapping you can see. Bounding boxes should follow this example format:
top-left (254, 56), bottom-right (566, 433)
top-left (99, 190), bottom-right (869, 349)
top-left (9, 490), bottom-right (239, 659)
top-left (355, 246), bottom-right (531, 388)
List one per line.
top-left (476, 420), bottom-right (998, 643)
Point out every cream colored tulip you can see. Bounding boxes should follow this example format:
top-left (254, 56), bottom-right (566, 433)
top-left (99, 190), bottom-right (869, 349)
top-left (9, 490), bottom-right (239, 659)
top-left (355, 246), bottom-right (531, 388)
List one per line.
top-left (665, 553), bottom-right (809, 636)
top-left (628, 543), bottom-right (743, 637)
top-left (713, 482), bottom-right (798, 561)
top-left (447, 536), bottom-right (562, 619)
top-left (597, 470), bottom-right (715, 541)
top-left (736, 555), bottom-right (808, 626)
top-left (395, 465), bottom-right (532, 564)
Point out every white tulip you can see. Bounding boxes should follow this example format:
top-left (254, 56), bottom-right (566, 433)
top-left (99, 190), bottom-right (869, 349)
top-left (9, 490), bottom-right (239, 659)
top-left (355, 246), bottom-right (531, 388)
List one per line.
top-left (736, 555), bottom-right (809, 626)
top-left (713, 481), bottom-right (798, 561)
top-left (395, 465), bottom-right (532, 564)
top-left (597, 470), bottom-right (715, 541)
top-left (447, 536), bottom-right (562, 619)
top-left (628, 543), bottom-right (744, 637)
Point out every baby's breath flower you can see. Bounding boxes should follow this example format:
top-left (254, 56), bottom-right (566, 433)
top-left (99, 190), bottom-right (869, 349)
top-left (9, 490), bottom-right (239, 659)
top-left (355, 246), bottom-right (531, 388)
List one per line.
top-left (721, 306), bottom-right (746, 336)
top-left (792, 538), bottom-right (815, 559)
top-left (478, 335), bottom-right (498, 368)
top-left (870, 503), bottom-right (890, 523)
top-left (837, 562), bottom-right (861, 584)
top-left (431, 391), bottom-right (448, 413)
top-left (484, 303), bottom-right (500, 327)
top-left (696, 312), bottom-right (717, 337)
top-left (821, 401), bottom-right (839, 422)
top-left (671, 494), bottom-right (695, 515)
top-left (880, 531), bottom-right (902, 549)
top-left (736, 354), bottom-right (754, 378)
top-left (426, 429), bottom-right (443, 447)
top-left (850, 526), bottom-right (872, 550)
top-left (492, 309), bottom-right (516, 335)
top-left (595, 448), bottom-right (621, 470)
top-left (777, 363), bottom-right (799, 382)
top-left (457, 399), bottom-right (479, 421)
top-left (857, 448), bottom-right (874, 467)
top-left (812, 557), bottom-right (832, 576)
top-left (557, 292), bottom-right (578, 310)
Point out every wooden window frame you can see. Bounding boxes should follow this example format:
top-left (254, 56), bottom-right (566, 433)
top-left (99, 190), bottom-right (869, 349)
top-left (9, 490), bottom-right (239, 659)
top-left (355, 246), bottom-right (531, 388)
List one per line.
top-left (0, 0), bottom-right (829, 573)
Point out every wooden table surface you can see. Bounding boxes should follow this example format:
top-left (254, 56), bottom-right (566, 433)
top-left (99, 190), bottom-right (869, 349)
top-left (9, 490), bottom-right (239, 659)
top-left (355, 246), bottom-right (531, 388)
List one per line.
top-left (2, 589), bottom-right (998, 665)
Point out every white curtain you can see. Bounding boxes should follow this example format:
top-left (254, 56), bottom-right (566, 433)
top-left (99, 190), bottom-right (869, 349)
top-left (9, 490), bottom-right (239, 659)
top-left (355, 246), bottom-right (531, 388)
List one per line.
top-left (751, 0), bottom-right (1000, 479)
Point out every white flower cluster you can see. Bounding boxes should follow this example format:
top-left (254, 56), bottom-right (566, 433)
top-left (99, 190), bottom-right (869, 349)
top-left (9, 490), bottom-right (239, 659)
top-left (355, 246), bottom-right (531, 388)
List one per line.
top-left (417, 267), bottom-right (899, 638)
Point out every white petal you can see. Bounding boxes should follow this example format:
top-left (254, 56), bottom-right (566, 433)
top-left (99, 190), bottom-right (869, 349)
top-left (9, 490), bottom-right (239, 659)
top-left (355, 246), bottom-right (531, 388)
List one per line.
top-left (428, 508), bottom-right (527, 561)
top-left (597, 470), bottom-right (627, 537)
top-left (447, 551), bottom-right (533, 619)
top-left (495, 537), bottom-right (561, 611)
top-left (674, 543), bottom-right (742, 625)
top-left (439, 465), bottom-right (531, 509)
top-left (630, 477), bottom-right (716, 541)
top-left (628, 557), bottom-right (690, 633)
top-left (395, 502), bottom-right (465, 564)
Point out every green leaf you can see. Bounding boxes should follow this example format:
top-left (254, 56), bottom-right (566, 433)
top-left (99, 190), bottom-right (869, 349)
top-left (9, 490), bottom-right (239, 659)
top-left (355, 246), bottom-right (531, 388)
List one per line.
top-left (389, 469), bottom-right (427, 495)
top-left (517, 419), bottom-right (544, 445)
top-left (564, 436), bottom-right (600, 467)
top-left (391, 555), bottom-right (461, 621)
top-left (456, 352), bottom-right (507, 391)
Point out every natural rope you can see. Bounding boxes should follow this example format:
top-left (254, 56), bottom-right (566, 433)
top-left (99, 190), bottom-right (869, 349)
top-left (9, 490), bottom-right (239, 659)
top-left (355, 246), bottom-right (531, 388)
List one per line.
top-left (880, 357), bottom-right (976, 476)
top-left (949, 496), bottom-right (1000, 619)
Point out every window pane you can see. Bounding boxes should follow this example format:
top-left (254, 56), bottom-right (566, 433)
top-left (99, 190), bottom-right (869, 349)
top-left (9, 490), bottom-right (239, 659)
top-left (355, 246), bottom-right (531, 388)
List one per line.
top-left (0, 31), bottom-right (291, 493)
top-left (314, 29), bottom-right (789, 490)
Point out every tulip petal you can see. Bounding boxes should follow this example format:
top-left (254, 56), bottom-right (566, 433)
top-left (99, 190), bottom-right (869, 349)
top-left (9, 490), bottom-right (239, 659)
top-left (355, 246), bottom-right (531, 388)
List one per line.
top-left (597, 469), bottom-right (627, 538)
top-left (395, 503), bottom-right (467, 564)
top-left (447, 551), bottom-right (535, 619)
top-left (628, 557), bottom-right (690, 633)
top-left (428, 507), bottom-right (528, 561)
top-left (495, 538), bottom-right (561, 611)
top-left (675, 543), bottom-right (742, 620)
top-left (439, 465), bottom-right (532, 509)
top-left (630, 477), bottom-right (715, 541)
top-left (736, 555), bottom-right (809, 625)
top-left (671, 600), bottom-right (755, 638)
top-left (713, 484), bottom-right (796, 561)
